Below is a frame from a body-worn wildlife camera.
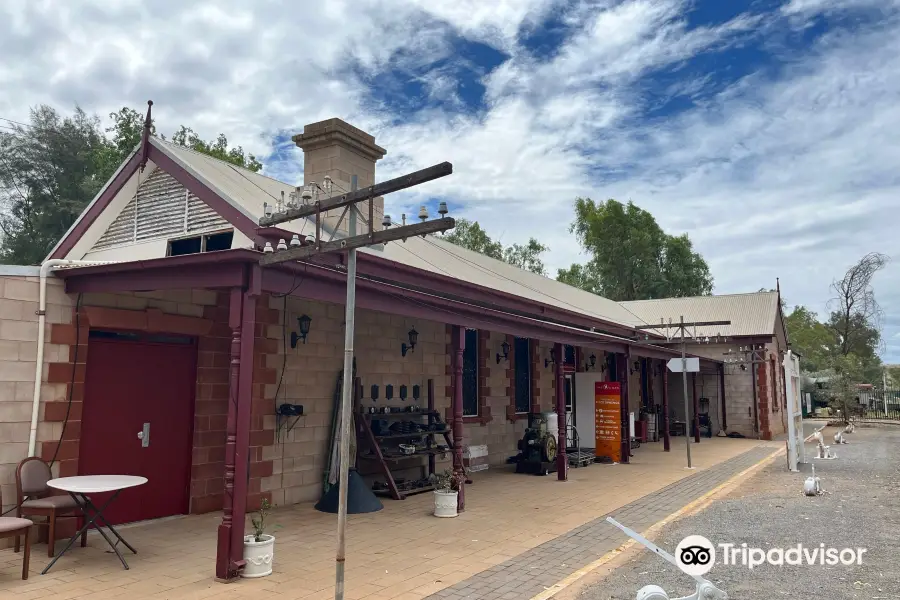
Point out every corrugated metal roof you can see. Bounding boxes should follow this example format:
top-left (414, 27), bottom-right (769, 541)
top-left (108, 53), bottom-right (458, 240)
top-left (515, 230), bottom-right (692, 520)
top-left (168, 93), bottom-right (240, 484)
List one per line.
top-left (619, 292), bottom-right (780, 338)
top-left (148, 138), bottom-right (645, 329)
top-left (368, 235), bottom-right (646, 329)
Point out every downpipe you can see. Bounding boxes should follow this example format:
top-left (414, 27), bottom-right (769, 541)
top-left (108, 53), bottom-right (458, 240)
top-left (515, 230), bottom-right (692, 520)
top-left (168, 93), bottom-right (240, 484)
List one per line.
top-left (27, 259), bottom-right (120, 456)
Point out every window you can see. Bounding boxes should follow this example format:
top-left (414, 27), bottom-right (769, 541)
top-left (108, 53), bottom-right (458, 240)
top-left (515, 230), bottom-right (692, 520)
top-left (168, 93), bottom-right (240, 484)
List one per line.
top-left (606, 353), bottom-right (618, 382)
top-left (564, 345), bottom-right (575, 366)
top-left (462, 328), bottom-right (479, 417)
top-left (514, 337), bottom-right (531, 413)
top-left (167, 229), bottom-right (234, 256)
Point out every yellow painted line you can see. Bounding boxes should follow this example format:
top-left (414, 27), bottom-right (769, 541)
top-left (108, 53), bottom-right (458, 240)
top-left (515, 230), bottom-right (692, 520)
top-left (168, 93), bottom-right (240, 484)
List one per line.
top-left (528, 446), bottom-right (784, 600)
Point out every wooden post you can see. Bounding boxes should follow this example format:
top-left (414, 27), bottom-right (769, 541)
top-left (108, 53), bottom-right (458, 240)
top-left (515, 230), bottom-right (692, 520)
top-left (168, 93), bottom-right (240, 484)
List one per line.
top-left (451, 326), bottom-right (465, 511)
top-left (554, 342), bottom-right (567, 481)
top-left (719, 364), bottom-right (727, 431)
top-left (662, 361), bottom-right (671, 452)
top-left (620, 350), bottom-right (631, 464)
top-left (216, 286), bottom-right (256, 580)
top-left (692, 372), bottom-right (700, 443)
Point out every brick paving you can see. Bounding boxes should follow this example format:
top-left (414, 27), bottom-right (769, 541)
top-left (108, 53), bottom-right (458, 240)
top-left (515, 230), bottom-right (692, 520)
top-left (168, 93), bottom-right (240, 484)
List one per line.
top-left (425, 445), bottom-right (776, 600)
top-left (0, 437), bottom-right (770, 600)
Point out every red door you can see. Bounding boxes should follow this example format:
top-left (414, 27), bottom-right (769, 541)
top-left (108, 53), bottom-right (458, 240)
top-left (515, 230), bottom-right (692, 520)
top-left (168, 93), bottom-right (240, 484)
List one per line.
top-left (80, 332), bottom-right (197, 525)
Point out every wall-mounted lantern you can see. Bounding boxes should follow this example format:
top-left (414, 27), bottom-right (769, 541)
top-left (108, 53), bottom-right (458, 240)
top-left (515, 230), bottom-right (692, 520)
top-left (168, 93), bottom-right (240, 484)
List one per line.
top-left (412, 384), bottom-right (421, 400)
top-left (629, 359), bottom-right (641, 376)
top-left (370, 384), bottom-right (379, 400)
top-left (399, 385), bottom-right (408, 401)
top-left (401, 327), bottom-right (419, 357)
top-left (545, 347), bottom-right (556, 368)
top-left (496, 340), bottom-right (510, 364)
top-left (290, 314), bottom-right (312, 348)
top-left (585, 353), bottom-right (597, 370)
top-left (385, 384), bottom-right (394, 400)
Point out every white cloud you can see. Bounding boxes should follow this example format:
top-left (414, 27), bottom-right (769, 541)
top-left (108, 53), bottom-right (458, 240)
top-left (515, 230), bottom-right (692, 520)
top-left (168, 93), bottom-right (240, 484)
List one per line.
top-left (2, 0), bottom-right (900, 359)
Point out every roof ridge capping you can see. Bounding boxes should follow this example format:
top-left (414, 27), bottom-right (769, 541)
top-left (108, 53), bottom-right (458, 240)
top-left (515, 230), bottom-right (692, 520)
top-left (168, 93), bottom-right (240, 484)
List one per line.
top-left (619, 290), bottom-right (778, 305)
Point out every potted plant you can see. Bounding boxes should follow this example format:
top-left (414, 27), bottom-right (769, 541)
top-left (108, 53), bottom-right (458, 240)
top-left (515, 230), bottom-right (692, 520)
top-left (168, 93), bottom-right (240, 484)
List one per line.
top-left (429, 469), bottom-right (460, 518)
top-left (242, 498), bottom-right (276, 578)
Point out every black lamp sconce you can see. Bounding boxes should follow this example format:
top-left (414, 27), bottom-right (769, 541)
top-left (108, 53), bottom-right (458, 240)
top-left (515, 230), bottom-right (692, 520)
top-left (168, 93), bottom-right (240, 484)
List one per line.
top-left (545, 347), bottom-right (556, 368)
top-left (412, 384), bottom-right (421, 400)
top-left (290, 314), bottom-right (312, 348)
top-left (401, 327), bottom-right (419, 357)
top-left (370, 384), bottom-right (379, 401)
top-left (385, 384), bottom-right (394, 400)
top-left (496, 340), bottom-right (510, 364)
top-left (629, 359), bottom-right (641, 376)
top-left (584, 353), bottom-right (597, 370)
top-left (399, 385), bottom-right (408, 400)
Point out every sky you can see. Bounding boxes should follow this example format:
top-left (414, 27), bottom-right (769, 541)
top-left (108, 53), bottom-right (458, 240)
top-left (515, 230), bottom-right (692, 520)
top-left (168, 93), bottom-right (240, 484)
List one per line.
top-left (2, 0), bottom-right (899, 361)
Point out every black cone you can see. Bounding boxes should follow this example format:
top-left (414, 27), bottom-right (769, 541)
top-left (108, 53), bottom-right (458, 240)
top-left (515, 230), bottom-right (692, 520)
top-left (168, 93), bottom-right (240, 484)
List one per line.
top-left (315, 468), bottom-right (383, 514)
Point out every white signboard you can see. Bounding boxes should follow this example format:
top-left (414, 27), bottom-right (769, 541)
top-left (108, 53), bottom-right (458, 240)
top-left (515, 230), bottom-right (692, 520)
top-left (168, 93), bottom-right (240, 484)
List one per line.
top-left (667, 357), bottom-right (700, 373)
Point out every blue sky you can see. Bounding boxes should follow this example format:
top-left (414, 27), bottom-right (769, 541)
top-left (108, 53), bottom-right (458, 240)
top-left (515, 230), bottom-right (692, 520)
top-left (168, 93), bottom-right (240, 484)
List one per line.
top-left (2, 0), bottom-right (899, 361)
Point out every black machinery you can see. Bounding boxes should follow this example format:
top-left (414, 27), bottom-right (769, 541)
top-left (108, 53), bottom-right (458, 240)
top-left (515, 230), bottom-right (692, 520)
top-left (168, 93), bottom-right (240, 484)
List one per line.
top-left (509, 413), bottom-right (558, 475)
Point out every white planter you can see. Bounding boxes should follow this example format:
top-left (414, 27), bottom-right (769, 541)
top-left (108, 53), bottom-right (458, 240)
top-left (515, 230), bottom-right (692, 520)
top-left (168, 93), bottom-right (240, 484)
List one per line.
top-left (433, 490), bottom-right (458, 518)
top-left (242, 534), bottom-right (275, 578)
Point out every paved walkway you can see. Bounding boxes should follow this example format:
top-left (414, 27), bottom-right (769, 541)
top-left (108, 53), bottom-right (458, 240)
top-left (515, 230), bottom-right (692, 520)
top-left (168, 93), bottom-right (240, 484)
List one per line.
top-left (0, 437), bottom-right (771, 600)
top-left (425, 445), bottom-right (777, 600)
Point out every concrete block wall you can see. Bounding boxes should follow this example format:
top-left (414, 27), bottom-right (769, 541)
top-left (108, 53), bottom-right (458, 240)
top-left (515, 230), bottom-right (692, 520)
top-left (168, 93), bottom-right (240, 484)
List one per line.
top-left (0, 271), bottom-right (72, 518)
top-left (261, 295), bottom-right (449, 507)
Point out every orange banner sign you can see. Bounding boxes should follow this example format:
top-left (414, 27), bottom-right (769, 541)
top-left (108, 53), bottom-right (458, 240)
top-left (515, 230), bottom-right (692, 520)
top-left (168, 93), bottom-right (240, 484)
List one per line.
top-left (594, 381), bottom-right (622, 462)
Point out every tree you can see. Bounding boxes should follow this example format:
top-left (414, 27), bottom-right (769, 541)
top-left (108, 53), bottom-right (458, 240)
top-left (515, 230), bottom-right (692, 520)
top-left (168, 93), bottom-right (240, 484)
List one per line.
top-left (784, 305), bottom-right (833, 373)
top-left (0, 104), bottom-right (265, 264)
top-left (826, 353), bottom-right (865, 422)
top-left (170, 127), bottom-right (262, 172)
top-left (827, 252), bottom-right (889, 357)
top-left (0, 106), bottom-right (114, 264)
top-left (443, 219), bottom-right (502, 260)
top-left (557, 261), bottom-right (603, 295)
top-left (443, 218), bottom-right (548, 275)
top-left (502, 239), bottom-right (548, 276)
top-left (566, 197), bottom-right (713, 300)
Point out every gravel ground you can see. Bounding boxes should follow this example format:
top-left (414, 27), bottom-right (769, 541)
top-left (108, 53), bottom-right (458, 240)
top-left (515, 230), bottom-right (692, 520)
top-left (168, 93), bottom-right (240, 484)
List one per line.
top-left (574, 424), bottom-right (900, 600)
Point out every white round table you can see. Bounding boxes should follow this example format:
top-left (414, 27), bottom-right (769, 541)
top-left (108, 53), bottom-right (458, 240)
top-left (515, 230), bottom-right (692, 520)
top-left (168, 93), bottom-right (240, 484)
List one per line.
top-left (42, 475), bottom-right (148, 574)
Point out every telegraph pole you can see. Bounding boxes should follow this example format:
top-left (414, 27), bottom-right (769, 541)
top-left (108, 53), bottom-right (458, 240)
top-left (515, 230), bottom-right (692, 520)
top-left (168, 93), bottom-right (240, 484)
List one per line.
top-left (633, 318), bottom-right (731, 469)
top-left (258, 163), bottom-right (455, 600)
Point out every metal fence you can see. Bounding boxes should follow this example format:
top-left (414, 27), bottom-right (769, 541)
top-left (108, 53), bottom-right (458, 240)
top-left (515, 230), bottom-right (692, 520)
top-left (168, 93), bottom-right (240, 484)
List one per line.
top-left (818, 386), bottom-right (900, 423)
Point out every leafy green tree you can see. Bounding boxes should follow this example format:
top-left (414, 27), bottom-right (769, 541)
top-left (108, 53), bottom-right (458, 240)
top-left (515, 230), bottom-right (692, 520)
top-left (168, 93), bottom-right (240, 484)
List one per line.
top-left (784, 306), bottom-right (833, 373)
top-left (567, 197), bottom-right (713, 300)
top-left (0, 104), bottom-right (265, 264)
top-left (171, 126), bottom-right (262, 172)
top-left (443, 218), bottom-right (548, 275)
top-left (557, 261), bottom-right (603, 295)
top-left (443, 218), bottom-right (502, 259)
top-left (0, 106), bottom-right (113, 264)
top-left (826, 353), bottom-right (865, 421)
top-left (502, 239), bottom-right (548, 276)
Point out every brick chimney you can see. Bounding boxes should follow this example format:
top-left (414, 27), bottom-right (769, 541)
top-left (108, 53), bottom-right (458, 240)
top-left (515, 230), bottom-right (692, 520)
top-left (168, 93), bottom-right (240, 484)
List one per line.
top-left (293, 118), bottom-right (387, 235)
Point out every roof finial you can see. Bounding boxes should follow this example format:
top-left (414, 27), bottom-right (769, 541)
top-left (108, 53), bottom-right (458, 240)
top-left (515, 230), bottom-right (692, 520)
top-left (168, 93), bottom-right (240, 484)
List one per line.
top-left (140, 100), bottom-right (154, 172)
top-left (776, 277), bottom-right (781, 295)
